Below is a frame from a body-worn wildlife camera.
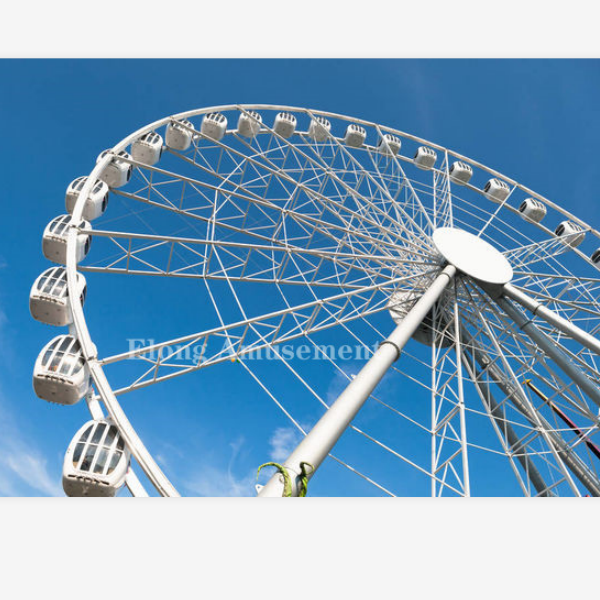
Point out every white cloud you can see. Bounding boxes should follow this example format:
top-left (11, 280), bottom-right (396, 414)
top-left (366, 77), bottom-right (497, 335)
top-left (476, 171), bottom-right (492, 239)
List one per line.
top-left (185, 464), bottom-right (255, 497)
top-left (325, 366), bottom-right (356, 404)
top-left (268, 427), bottom-right (302, 462)
top-left (0, 451), bottom-right (62, 497)
top-left (0, 391), bottom-right (63, 497)
top-left (183, 437), bottom-right (256, 497)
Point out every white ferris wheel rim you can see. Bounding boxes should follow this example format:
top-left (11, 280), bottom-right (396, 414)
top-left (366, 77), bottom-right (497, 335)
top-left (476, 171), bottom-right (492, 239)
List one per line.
top-left (63, 104), bottom-right (600, 497)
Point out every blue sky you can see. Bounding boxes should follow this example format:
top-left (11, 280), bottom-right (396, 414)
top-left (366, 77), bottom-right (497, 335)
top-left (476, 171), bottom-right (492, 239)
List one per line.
top-left (1, 59), bottom-right (600, 496)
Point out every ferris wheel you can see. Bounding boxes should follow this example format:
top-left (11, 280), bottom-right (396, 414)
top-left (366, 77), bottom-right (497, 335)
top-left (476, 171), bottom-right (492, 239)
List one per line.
top-left (29, 104), bottom-right (600, 497)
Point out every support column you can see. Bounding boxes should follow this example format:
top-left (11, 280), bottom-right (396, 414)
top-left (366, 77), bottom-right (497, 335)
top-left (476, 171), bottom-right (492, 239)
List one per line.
top-left (495, 295), bottom-right (600, 408)
top-left (462, 348), bottom-right (553, 497)
top-left (503, 283), bottom-right (600, 356)
top-left (466, 335), bottom-right (600, 496)
top-left (258, 264), bottom-right (457, 497)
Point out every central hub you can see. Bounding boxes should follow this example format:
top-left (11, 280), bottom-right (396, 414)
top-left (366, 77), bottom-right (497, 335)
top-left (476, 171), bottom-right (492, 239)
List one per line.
top-left (432, 227), bottom-right (513, 285)
top-left (387, 227), bottom-right (512, 347)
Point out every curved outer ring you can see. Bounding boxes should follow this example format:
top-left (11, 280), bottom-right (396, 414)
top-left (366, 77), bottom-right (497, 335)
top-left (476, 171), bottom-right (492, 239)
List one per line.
top-left (67, 104), bottom-right (600, 497)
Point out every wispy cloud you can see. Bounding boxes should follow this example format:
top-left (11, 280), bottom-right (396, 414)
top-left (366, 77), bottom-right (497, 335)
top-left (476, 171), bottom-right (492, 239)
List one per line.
top-left (268, 427), bottom-right (302, 462)
top-left (326, 365), bottom-right (357, 404)
top-left (0, 450), bottom-right (62, 497)
top-left (0, 288), bottom-right (63, 497)
top-left (183, 437), bottom-right (256, 497)
top-left (0, 400), bottom-right (63, 497)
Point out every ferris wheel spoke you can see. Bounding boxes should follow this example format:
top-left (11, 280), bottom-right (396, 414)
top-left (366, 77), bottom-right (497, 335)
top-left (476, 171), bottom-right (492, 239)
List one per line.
top-left (183, 120), bottom-right (433, 257)
top-left (100, 271), bottom-right (436, 396)
top-left (111, 186), bottom-right (418, 277)
top-left (232, 108), bottom-right (434, 246)
top-left (503, 236), bottom-right (580, 271)
top-left (83, 227), bottom-right (404, 283)
top-left (463, 294), bottom-right (600, 496)
top-left (296, 118), bottom-right (434, 244)
top-left (120, 166), bottom-right (433, 267)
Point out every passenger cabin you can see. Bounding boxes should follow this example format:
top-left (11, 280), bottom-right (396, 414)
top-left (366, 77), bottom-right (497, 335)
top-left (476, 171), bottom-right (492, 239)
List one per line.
top-left (201, 112), bottom-right (228, 141)
top-left (378, 134), bottom-right (401, 156)
top-left (591, 248), bottom-right (600, 265)
top-left (30, 267), bottom-right (86, 327)
top-left (273, 112), bottom-right (297, 138)
top-left (237, 110), bottom-right (262, 138)
top-left (484, 178), bottom-right (511, 203)
top-left (33, 335), bottom-right (90, 405)
top-left (42, 215), bottom-right (91, 265)
top-left (344, 124), bottom-right (366, 148)
top-left (555, 221), bottom-right (585, 248)
top-left (63, 420), bottom-right (130, 497)
top-left (97, 150), bottom-right (132, 188)
top-left (65, 177), bottom-right (109, 221)
top-left (131, 132), bottom-right (163, 166)
top-left (308, 116), bottom-right (331, 142)
top-left (413, 146), bottom-right (437, 170)
top-left (165, 119), bottom-right (194, 151)
top-left (449, 161), bottom-right (473, 185)
top-left (518, 198), bottom-right (546, 223)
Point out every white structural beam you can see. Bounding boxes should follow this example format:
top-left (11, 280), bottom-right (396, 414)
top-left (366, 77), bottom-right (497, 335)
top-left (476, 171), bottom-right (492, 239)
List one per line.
top-left (465, 330), bottom-right (600, 496)
top-left (495, 295), bottom-right (600, 409)
top-left (258, 264), bottom-right (456, 497)
top-left (503, 282), bottom-right (600, 356)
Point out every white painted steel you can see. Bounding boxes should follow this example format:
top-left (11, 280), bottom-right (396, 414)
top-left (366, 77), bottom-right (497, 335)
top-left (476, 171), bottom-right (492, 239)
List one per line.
top-left (258, 265), bottom-right (456, 497)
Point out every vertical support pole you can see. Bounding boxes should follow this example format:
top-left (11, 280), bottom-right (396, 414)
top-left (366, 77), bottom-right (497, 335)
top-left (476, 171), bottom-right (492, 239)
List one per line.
top-left (430, 330), bottom-right (438, 497)
top-left (258, 264), bottom-right (457, 497)
top-left (452, 292), bottom-right (470, 496)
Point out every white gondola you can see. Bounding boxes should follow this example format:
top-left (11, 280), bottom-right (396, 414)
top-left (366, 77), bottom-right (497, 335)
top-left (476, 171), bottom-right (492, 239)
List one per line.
top-left (65, 177), bottom-right (109, 221)
top-left (413, 146), bottom-right (437, 170)
top-left (42, 215), bottom-right (91, 265)
top-left (63, 420), bottom-right (130, 497)
top-left (555, 221), bottom-right (585, 248)
top-left (29, 267), bottom-right (86, 327)
top-left (33, 335), bottom-right (90, 405)
top-left (237, 110), bottom-right (262, 138)
top-left (308, 116), bottom-right (331, 142)
top-left (201, 112), bottom-right (228, 141)
top-left (97, 150), bottom-right (132, 189)
top-left (344, 124), bottom-right (366, 148)
top-left (518, 198), bottom-right (547, 223)
top-left (449, 161), bottom-right (473, 185)
top-left (378, 134), bottom-right (401, 156)
top-left (131, 132), bottom-right (163, 166)
top-left (483, 178), bottom-right (511, 203)
top-left (273, 112), bottom-right (297, 138)
top-left (591, 248), bottom-right (600, 265)
top-left (165, 119), bottom-right (194, 151)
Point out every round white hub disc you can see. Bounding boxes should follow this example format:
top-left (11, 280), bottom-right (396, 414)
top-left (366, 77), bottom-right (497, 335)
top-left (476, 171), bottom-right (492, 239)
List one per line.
top-left (432, 227), bottom-right (513, 285)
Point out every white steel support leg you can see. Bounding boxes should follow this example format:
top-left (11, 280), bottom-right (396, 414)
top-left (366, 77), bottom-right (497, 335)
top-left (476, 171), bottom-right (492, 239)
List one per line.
top-left (503, 283), bottom-right (600, 356)
top-left (465, 330), bottom-right (600, 496)
top-left (495, 295), bottom-right (600, 408)
top-left (258, 264), bottom-right (457, 497)
top-left (452, 293), bottom-right (471, 496)
top-left (430, 333), bottom-right (438, 497)
top-left (461, 347), bottom-right (553, 497)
